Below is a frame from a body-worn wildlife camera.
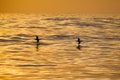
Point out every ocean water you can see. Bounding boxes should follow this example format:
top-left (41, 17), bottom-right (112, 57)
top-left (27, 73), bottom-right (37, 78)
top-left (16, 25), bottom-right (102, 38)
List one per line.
top-left (0, 13), bottom-right (120, 80)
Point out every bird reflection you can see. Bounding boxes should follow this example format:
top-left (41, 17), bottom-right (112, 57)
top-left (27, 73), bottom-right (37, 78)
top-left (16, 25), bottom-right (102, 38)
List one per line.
top-left (36, 43), bottom-right (40, 51)
top-left (77, 44), bottom-right (81, 50)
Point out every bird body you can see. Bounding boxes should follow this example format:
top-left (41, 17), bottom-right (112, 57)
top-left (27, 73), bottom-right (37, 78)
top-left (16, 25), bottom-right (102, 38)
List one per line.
top-left (77, 37), bottom-right (82, 44)
top-left (35, 36), bottom-right (40, 43)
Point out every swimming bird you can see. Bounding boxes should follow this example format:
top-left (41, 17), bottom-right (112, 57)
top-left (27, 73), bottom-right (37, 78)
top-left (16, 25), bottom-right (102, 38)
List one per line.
top-left (77, 37), bottom-right (82, 44)
top-left (35, 36), bottom-right (40, 43)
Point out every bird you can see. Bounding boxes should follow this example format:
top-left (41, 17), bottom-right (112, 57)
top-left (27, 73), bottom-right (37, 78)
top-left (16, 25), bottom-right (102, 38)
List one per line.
top-left (35, 36), bottom-right (40, 43)
top-left (77, 37), bottom-right (82, 44)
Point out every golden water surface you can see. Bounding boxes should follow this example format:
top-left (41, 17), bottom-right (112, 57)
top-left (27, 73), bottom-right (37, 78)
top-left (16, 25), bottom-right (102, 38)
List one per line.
top-left (0, 14), bottom-right (120, 80)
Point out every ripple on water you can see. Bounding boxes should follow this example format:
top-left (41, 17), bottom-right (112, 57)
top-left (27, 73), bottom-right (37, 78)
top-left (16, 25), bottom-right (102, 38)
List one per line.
top-left (44, 17), bottom-right (80, 21)
top-left (47, 34), bottom-right (76, 40)
top-left (0, 14), bottom-right (120, 80)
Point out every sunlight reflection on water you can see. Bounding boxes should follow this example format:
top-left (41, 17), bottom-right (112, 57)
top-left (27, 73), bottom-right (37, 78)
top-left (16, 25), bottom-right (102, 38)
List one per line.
top-left (0, 14), bottom-right (120, 80)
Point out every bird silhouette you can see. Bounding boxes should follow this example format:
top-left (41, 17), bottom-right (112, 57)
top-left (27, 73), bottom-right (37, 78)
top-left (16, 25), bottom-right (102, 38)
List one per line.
top-left (35, 36), bottom-right (40, 44)
top-left (76, 37), bottom-right (82, 50)
top-left (77, 37), bottom-right (82, 44)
